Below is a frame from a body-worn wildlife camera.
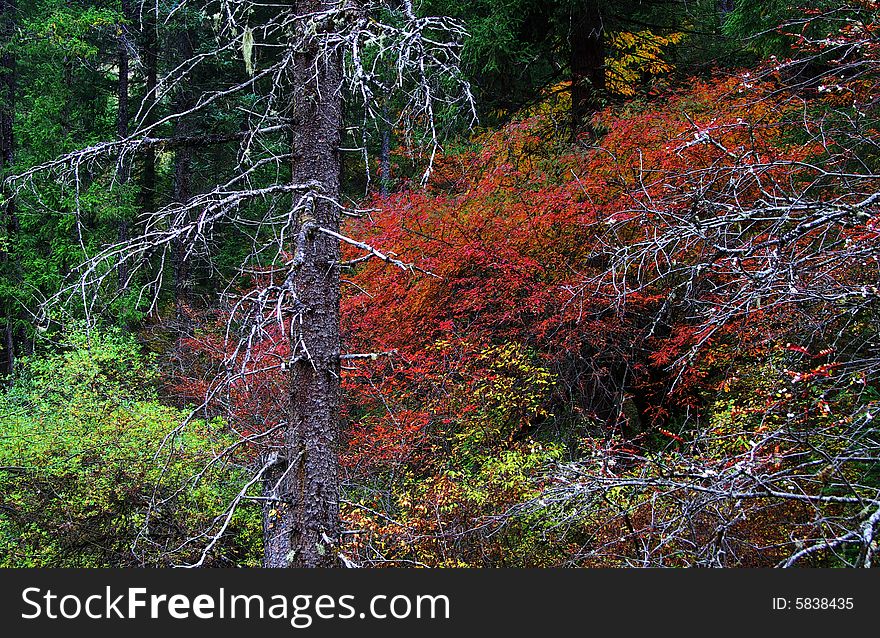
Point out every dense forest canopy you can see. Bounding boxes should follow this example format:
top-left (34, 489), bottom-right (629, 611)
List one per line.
top-left (1, 0), bottom-right (878, 568)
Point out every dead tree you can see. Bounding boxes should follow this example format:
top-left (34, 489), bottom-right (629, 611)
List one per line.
top-left (260, 0), bottom-right (345, 569)
top-left (7, 0), bottom-right (473, 567)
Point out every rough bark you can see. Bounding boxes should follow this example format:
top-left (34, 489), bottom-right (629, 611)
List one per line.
top-left (263, 0), bottom-right (343, 568)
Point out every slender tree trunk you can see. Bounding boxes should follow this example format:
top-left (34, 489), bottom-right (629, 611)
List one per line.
top-left (570, 2), bottom-right (605, 131)
top-left (171, 26), bottom-right (194, 317)
top-left (1, 0), bottom-right (18, 376)
top-left (139, 7), bottom-right (158, 217)
top-left (117, 0), bottom-right (131, 288)
top-left (380, 105), bottom-right (391, 196)
top-left (262, 0), bottom-right (343, 568)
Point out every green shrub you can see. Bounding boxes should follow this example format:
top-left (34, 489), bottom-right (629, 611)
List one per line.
top-left (0, 327), bottom-right (261, 567)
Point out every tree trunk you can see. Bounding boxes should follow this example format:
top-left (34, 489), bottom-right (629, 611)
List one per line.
top-left (139, 7), bottom-right (158, 217)
top-left (570, 2), bottom-right (605, 131)
top-left (263, 0), bottom-right (343, 568)
top-left (171, 26), bottom-right (194, 317)
top-left (0, 0), bottom-right (18, 376)
top-left (117, 0), bottom-right (131, 288)
top-left (380, 105), bottom-right (391, 196)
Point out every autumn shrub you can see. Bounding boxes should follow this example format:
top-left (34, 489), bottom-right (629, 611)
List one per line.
top-left (336, 19), bottom-right (880, 564)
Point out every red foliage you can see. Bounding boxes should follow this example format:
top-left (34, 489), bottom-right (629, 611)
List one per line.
top-left (339, 49), bottom-right (880, 478)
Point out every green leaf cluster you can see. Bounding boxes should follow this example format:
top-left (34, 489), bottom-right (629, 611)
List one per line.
top-left (0, 326), bottom-right (260, 567)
